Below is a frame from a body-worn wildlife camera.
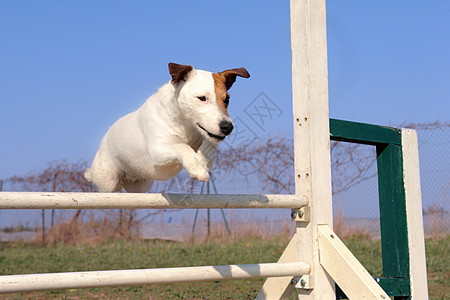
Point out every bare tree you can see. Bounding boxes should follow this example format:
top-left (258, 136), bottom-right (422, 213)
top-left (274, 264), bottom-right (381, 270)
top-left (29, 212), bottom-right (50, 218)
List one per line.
top-left (399, 120), bottom-right (450, 131)
top-left (9, 160), bottom-right (94, 241)
top-left (97, 170), bottom-right (193, 238)
top-left (215, 136), bottom-right (295, 194)
top-left (330, 141), bottom-right (377, 195)
top-left (215, 135), bottom-right (377, 196)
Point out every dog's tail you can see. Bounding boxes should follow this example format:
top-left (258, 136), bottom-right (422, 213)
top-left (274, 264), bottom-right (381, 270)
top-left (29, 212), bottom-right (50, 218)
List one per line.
top-left (84, 168), bottom-right (93, 182)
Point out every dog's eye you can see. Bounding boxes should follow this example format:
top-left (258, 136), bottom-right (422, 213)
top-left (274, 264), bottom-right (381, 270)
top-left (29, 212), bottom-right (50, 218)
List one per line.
top-left (197, 96), bottom-right (207, 101)
top-left (224, 95), bottom-right (230, 107)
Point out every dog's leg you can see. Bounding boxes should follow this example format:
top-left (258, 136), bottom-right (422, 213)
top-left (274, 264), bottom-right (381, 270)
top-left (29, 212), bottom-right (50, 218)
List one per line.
top-left (87, 150), bottom-right (123, 192)
top-left (123, 179), bottom-right (153, 193)
top-left (173, 144), bottom-right (210, 182)
top-left (197, 139), bottom-right (218, 169)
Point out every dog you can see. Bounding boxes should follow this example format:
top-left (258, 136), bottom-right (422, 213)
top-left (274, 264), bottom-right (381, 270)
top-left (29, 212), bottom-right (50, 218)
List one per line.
top-left (84, 63), bottom-right (250, 192)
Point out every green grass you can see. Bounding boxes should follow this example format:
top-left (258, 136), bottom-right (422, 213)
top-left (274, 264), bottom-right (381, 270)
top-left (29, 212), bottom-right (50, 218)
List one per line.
top-left (0, 236), bottom-right (448, 299)
top-left (425, 236), bottom-right (450, 300)
top-left (0, 237), bottom-right (287, 299)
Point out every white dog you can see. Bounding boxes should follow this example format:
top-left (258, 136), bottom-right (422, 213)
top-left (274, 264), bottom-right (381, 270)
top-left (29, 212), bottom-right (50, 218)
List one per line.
top-left (85, 63), bottom-right (250, 193)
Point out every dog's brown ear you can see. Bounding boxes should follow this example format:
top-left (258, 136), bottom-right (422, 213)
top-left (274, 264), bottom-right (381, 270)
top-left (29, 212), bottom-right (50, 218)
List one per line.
top-left (218, 68), bottom-right (250, 90)
top-left (168, 63), bottom-right (194, 85)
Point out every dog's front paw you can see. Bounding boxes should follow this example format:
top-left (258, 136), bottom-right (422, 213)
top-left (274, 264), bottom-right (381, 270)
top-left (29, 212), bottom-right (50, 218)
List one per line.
top-left (187, 165), bottom-right (210, 182)
top-left (190, 169), bottom-right (210, 182)
top-left (184, 156), bottom-right (210, 182)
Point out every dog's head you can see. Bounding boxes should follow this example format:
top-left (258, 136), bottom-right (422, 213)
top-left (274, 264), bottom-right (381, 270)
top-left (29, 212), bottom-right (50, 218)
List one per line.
top-left (168, 62), bottom-right (250, 143)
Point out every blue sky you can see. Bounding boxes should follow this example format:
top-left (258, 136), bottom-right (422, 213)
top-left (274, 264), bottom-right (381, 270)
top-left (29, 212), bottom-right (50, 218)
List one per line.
top-left (1, 0), bottom-right (449, 181)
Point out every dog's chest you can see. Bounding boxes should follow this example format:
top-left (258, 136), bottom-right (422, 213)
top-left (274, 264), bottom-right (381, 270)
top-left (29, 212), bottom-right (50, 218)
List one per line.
top-left (187, 131), bottom-right (203, 152)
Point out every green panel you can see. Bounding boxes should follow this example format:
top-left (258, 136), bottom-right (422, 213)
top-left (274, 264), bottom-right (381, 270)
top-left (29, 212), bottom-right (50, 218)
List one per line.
top-left (330, 120), bottom-right (412, 299)
top-left (377, 277), bottom-right (411, 298)
top-left (376, 143), bottom-right (410, 280)
top-left (336, 277), bottom-right (410, 299)
top-left (330, 119), bottom-right (401, 145)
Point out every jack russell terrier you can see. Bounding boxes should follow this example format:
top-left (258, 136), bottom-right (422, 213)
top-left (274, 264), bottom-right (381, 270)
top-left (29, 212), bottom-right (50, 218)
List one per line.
top-left (85, 63), bottom-right (250, 193)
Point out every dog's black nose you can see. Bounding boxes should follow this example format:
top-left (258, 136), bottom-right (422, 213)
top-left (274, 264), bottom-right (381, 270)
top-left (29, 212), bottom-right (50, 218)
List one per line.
top-left (219, 120), bottom-right (234, 136)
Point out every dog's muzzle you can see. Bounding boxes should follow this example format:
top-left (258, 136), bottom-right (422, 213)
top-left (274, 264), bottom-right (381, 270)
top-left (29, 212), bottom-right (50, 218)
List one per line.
top-left (196, 123), bottom-right (226, 141)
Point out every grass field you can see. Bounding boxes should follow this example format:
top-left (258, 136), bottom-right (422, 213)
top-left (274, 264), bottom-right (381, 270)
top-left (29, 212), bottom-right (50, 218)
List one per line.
top-left (0, 235), bottom-right (448, 299)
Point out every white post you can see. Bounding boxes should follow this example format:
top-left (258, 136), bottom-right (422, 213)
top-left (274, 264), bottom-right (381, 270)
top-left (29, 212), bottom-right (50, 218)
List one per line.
top-left (401, 129), bottom-right (429, 299)
top-left (257, 1), bottom-right (334, 298)
top-left (291, 0), bottom-right (334, 298)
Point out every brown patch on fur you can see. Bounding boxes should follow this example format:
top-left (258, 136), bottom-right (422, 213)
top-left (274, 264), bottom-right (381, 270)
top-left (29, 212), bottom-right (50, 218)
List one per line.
top-left (212, 73), bottom-right (230, 116)
top-left (212, 68), bottom-right (250, 115)
top-left (218, 68), bottom-right (250, 90)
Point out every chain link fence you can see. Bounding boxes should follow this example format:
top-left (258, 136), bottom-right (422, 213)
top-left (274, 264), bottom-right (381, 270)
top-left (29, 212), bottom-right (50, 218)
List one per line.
top-left (332, 122), bottom-right (449, 239)
top-left (412, 123), bottom-right (449, 238)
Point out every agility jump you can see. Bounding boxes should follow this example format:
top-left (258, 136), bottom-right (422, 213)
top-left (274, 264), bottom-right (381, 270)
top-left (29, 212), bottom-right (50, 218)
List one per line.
top-left (0, 0), bottom-right (427, 299)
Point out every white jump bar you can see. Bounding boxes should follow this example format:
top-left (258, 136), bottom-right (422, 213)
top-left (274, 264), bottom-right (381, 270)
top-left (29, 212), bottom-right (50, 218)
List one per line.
top-left (0, 192), bottom-right (307, 209)
top-left (0, 262), bottom-right (310, 293)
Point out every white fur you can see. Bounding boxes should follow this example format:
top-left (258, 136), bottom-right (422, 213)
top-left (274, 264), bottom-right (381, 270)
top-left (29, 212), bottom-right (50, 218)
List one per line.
top-left (85, 67), bottom-right (232, 193)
